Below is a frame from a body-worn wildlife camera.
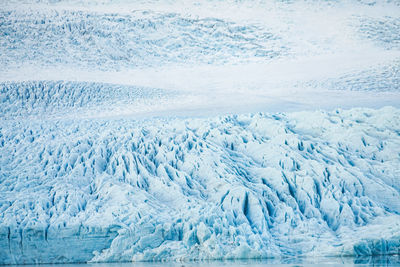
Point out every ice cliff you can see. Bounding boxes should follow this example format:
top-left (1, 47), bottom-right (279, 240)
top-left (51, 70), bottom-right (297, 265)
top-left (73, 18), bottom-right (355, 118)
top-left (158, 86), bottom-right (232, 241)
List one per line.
top-left (1, 106), bottom-right (400, 264)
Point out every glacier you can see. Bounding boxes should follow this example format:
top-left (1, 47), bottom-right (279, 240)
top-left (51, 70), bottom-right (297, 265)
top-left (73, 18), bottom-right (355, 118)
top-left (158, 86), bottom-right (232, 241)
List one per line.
top-left (1, 107), bottom-right (400, 264)
top-left (0, 80), bottom-right (183, 120)
top-left (1, 0), bottom-right (400, 265)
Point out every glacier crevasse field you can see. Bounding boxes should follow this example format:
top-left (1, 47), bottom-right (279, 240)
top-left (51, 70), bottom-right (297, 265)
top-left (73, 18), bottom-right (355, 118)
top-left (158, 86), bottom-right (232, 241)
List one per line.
top-left (1, 107), bottom-right (400, 264)
top-left (1, 0), bottom-right (400, 265)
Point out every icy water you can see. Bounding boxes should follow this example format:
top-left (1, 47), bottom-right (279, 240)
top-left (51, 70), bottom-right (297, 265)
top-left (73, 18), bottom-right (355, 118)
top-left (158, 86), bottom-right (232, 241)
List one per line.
top-left (14, 256), bottom-right (400, 267)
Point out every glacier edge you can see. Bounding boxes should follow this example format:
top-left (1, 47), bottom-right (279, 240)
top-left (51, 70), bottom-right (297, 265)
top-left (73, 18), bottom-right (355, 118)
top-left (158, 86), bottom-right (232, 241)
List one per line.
top-left (1, 107), bottom-right (400, 264)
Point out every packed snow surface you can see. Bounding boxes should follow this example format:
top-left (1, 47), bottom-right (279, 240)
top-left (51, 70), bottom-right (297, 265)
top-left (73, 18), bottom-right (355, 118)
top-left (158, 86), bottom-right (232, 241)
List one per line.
top-left (1, 0), bottom-right (400, 265)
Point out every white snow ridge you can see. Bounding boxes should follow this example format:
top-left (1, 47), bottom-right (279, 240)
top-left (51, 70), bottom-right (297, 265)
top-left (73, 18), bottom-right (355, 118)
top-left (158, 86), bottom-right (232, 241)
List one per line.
top-left (1, 0), bottom-right (400, 265)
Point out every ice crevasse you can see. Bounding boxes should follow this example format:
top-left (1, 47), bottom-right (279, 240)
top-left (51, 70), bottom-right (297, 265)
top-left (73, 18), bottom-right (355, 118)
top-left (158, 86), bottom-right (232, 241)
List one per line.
top-left (0, 106), bottom-right (400, 264)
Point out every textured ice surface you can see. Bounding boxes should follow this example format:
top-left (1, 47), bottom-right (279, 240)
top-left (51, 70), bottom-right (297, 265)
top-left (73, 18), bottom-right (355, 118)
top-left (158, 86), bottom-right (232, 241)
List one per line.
top-left (1, 107), bottom-right (400, 264)
top-left (357, 16), bottom-right (400, 50)
top-left (306, 60), bottom-right (400, 92)
top-left (1, 0), bottom-right (400, 265)
top-left (0, 8), bottom-right (284, 70)
top-left (1, 0), bottom-right (400, 72)
top-left (0, 81), bottom-right (182, 119)
top-left (2, 0), bottom-right (400, 115)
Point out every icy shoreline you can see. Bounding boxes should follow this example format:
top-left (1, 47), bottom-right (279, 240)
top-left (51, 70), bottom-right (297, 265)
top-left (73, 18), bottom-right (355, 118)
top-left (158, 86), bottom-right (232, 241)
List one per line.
top-left (1, 107), bottom-right (399, 264)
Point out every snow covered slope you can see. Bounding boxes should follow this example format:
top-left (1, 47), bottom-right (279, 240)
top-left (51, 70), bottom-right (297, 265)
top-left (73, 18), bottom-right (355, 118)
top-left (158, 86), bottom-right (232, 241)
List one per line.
top-left (1, 107), bottom-right (400, 264)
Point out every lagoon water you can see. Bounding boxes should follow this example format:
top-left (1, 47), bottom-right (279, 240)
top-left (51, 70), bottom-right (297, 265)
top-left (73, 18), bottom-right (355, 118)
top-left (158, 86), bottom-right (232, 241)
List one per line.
top-left (14, 256), bottom-right (400, 267)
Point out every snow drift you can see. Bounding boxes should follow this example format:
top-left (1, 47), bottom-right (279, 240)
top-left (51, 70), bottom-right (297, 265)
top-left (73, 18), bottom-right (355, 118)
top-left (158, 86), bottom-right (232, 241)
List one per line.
top-left (1, 107), bottom-right (400, 264)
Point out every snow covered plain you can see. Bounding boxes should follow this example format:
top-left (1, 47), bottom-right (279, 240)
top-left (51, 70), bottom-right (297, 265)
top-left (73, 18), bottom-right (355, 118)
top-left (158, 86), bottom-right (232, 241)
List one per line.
top-left (1, 0), bottom-right (400, 265)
